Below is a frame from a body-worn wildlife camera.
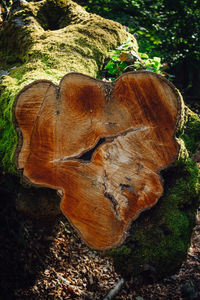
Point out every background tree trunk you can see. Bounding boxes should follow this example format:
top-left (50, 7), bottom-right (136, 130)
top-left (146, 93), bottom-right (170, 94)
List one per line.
top-left (0, 0), bottom-right (199, 281)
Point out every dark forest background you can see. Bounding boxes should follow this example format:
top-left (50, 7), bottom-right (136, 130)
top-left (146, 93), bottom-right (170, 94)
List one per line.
top-left (75, 0), bottom-right (200, 104)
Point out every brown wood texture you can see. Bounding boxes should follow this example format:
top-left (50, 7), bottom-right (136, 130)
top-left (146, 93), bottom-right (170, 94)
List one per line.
top-left (14, 71), bottom-right (182, 250)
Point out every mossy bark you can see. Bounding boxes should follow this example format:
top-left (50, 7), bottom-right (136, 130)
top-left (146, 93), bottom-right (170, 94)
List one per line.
top-left (0, 0), bottom-right (199, 281)
top-left (0, 0), bottom-right (135, 174)
top-left (108, 157), bottom-right (199, 280)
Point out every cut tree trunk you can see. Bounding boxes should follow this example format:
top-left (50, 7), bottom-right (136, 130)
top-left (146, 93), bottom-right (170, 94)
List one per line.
top-left (14, 71), bottom-right (182, 250)
top-left (0, 0), bottom-right (135, 175)
top-left (0, 0), bottom-right (199, 280)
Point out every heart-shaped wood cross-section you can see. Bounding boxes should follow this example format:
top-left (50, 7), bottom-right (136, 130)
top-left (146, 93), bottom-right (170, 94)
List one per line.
top-left (14, 71), bottom-right (182, 249)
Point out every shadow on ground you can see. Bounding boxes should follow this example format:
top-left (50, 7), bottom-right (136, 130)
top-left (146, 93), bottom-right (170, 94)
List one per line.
top-left (0, 174), bottom-right (57, 299)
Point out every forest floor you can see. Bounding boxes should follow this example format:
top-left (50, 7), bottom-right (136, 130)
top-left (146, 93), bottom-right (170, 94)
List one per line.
top-left (0, 192), bottom-right (200, 300)
top-left (0, 103), bottom-right (200, 300)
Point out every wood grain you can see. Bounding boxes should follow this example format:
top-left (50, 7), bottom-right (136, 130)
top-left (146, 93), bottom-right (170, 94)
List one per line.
top-left (14, 71), bottom-right (182, 249)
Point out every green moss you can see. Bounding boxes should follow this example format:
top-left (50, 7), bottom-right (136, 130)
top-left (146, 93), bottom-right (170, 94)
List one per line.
top-left (180, 107), bottom-right (200, 156)
top-left (108, 158), bottom-right (199, 279)
top-left (0, 0), bottom-right (135, 174)
top-left (0, 79), bottom-right (20, 174)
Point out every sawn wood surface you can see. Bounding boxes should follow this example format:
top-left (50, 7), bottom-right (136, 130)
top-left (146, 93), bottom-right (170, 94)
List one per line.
top-left (14, 71), bottom-right (182, 249)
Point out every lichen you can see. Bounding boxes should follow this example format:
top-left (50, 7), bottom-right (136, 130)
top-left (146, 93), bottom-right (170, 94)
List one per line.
top-left (107, 158), bottom-right (199, 280)
top-left (0, 0), bottom-right (135, 174)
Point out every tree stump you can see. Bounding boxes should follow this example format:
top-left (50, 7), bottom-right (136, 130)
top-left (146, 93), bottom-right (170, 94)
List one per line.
top-left (14, 71), bottom-right (182, 250)
top-left (0, 0), bottom-right (199, 280)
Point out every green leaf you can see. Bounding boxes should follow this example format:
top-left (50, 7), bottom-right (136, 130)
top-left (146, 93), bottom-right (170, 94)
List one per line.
top-left (153, 57), bottom-right (161, 63)
top-left (105, 61), bottom-right (115, 70)
top-left (139, 53), bottom-right (149, 59)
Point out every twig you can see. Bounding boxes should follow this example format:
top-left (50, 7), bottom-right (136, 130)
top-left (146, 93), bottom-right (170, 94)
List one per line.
top-left (56, 273), bottom-right (71, 286)
top-left (56, 273), bottom-right (85, 297)
top-left (102, 278), bottom-right (125, 300)
top-left (188, 253), bottom-right (200, 262)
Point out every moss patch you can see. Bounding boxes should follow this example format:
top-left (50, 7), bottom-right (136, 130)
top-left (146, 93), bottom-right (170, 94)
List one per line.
top-left (108, 158), bottom-right (199, 280)
top-left (180, 107), bottom-right (200, 156)
top-left (0, 0), bottom-right (136, 174)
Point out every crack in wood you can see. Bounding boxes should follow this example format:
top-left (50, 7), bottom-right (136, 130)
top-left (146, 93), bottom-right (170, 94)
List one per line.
top-left (119, 183), bottom-right (134, 193)
top-left (104, 122), bottom-right (119, 126)
top-left (102, 171), bottom-right (119, 217)
top-left (103, 82), bottom-right (113, 100)
top-left (78, 138), bottom-right (106, 161)
top-left (51, 126), bottom-right (149, 163)
top-left (104, 192), bottom-right (119, 216)
top-left (125, 177), bottom-right (131, 181)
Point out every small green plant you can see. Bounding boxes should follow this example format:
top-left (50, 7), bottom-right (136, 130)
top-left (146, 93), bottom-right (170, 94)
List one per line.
top-left (104, 39), bottom-right (135, 78)
top-left (135, 53), bottom-right (162, 74)
top-left (104, 39), bottom-right (169, 81)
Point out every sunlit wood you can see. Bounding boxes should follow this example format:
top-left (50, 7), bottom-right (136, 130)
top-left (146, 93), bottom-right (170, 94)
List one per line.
top-left (14, 71), bottom-right (181, 249)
